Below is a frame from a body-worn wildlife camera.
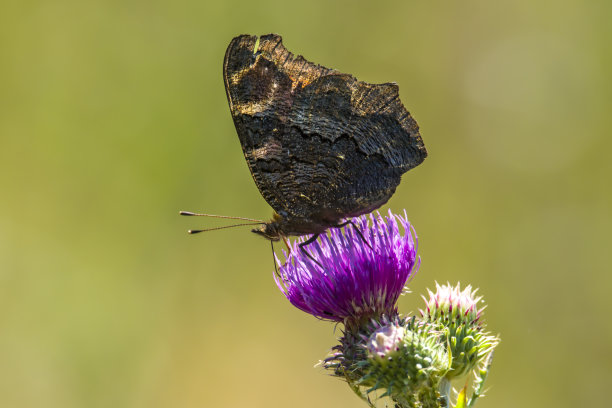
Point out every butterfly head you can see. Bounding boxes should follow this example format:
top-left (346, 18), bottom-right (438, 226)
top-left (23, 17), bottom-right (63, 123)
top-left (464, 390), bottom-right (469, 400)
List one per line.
top-left (251, 212), bottom-right (285, 241)
top-left (251, 222), bottom-right (282, 241)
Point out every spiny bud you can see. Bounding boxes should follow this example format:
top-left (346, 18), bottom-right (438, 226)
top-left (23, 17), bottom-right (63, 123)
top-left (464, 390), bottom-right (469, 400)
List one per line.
top-left (358, 320), bottom-right (448, 399)
top-left (420, 283), bottom-right (499, 379)
top-left (421, 282), bottom-right (483, 326)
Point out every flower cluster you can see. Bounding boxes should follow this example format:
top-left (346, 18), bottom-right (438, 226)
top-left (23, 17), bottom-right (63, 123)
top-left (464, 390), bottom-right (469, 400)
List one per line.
top-left (274, 210), bottom-right (499, 408)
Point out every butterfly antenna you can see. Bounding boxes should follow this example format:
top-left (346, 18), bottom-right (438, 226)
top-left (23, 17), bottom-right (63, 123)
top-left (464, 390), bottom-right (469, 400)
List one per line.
top-left (188, 222), bottom-right (264, 234)
top-left (179, 211), bottom-right (264, 223)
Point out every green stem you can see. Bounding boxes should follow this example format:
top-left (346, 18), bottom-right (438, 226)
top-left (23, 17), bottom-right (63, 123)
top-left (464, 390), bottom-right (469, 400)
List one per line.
top-left (439, 378), bottom-right (452, 407)
top-left (467, 351), bottom-right (494, 407)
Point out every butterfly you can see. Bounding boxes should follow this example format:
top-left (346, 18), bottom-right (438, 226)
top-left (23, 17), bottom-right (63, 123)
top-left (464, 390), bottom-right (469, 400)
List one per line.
top-left (183, 34), bottom-right (426, 250)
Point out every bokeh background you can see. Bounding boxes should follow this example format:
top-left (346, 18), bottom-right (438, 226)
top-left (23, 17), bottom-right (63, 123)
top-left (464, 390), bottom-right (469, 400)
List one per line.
top-left (1, 0), bottom-right (610, 407)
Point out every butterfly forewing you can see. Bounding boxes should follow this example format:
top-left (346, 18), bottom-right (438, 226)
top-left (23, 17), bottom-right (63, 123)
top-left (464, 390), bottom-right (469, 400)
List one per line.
top-left (223, 34), bottom-right (427, 234)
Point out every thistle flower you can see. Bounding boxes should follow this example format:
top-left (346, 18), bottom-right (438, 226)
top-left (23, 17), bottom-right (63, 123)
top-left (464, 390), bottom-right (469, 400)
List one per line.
top-left (420, 283), bottom-right (498, 379)
top-left (274, 210), bottom-right (419, 325)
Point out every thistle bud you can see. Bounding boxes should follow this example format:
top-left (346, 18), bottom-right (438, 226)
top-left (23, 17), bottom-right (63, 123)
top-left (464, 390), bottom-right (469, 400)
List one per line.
top-left (421, 282), bottom-right (483, 326)
top-left (358, 319), bottom-right (448, 402)
top-left (421, 283), bottom-right (498, 379)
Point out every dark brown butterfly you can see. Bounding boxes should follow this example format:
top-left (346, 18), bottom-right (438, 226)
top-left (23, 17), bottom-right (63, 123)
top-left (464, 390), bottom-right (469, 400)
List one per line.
top-left (183, 34), bottom-right (426, 248)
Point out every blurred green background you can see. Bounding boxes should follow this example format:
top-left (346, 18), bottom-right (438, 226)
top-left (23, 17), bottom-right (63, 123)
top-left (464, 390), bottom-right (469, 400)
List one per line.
top-left (1, 0), bottom-right (610, 407)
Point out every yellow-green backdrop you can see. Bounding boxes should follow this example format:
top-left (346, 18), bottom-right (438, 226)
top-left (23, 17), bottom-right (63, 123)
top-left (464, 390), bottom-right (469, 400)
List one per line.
top-left (1, 1), bottom-right (610, 407)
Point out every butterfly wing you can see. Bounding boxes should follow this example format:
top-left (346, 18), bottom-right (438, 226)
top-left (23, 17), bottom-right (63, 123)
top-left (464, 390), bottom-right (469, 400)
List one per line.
top-left (223, 34), bottom-right (427, 224)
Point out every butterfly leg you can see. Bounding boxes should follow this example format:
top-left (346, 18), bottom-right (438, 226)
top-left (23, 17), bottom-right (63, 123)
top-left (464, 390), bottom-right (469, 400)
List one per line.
top-left (271, 240), bottom-right (281, 279)
top-left (282, 235), bottom-right (291, 253)
top-left (298, 234), bottom-right (323, 267)
top-left (333, 220), bottom-right (373, 251)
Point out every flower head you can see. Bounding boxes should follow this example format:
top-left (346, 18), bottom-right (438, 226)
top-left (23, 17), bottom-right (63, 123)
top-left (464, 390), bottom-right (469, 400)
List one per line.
top-left (420, 283), bottom-right (498, 379)
top-left (421, 282), bottom-right (484, 326)
top-left (274, 210), bottom-right (419, 324)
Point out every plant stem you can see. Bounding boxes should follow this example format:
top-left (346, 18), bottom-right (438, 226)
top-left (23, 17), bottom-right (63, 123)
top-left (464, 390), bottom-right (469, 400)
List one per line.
top-left (467, 351), bottom-right (494, 407)
top-left (439, 378), bottom-right (452, 407)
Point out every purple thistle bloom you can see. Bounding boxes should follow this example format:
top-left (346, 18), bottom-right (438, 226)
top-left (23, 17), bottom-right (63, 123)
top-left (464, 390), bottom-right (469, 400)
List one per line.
top-left (274, 209), bottom-right (419, 324)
